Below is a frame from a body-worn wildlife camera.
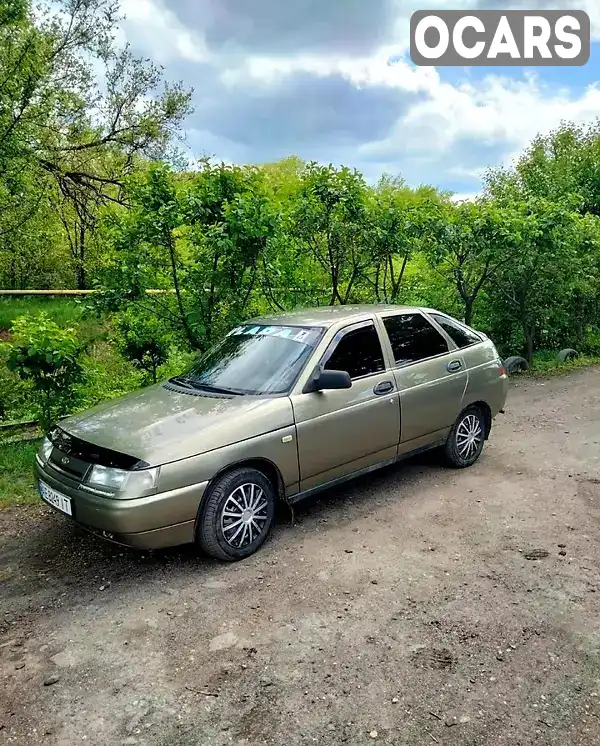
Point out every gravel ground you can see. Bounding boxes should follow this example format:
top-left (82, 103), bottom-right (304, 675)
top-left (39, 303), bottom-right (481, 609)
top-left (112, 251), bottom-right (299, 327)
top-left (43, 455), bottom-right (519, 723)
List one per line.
top-left (1, 368), bottom-right (600, 746)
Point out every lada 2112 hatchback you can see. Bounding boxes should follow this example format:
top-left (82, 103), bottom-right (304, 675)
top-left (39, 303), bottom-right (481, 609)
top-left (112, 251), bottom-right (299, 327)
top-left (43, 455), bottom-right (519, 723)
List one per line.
top-left (35, 305), bottom-right (508, 561)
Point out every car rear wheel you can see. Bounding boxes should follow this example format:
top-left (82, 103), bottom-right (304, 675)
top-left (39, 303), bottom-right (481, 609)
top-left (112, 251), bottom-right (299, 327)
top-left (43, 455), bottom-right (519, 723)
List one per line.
top-left (443, 406), bottom-right (486, 468)
top-left (197, 467), bottom-right (276, 561)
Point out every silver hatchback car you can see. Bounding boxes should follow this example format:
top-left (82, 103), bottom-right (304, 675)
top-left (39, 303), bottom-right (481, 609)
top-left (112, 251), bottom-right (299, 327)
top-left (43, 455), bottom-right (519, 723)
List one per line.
top-left (35, 305), bottom-right (508, 560)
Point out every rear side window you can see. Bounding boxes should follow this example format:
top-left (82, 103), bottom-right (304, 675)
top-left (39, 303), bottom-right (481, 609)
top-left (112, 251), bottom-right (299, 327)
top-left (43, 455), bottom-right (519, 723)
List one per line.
top-left (383, 314), bottom-right (448, 366)
top-left (430, 314), bottom-right (482, 349)
top-left (324, 323), bottom-right (385, 379)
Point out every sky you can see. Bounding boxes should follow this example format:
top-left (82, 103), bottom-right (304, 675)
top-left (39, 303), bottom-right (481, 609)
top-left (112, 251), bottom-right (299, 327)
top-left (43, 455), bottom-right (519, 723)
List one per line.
top-left (117, 0), bottom-right (600, 198)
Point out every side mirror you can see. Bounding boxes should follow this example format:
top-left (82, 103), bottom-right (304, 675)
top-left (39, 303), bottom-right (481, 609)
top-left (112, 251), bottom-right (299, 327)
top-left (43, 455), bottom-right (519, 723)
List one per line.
top-left (304, 367), bottom-right (352, 393)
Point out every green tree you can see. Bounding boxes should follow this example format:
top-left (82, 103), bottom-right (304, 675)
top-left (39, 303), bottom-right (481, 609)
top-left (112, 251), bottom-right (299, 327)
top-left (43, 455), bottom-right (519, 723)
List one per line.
top-left (424, 199), bottom-right (522, 325)
top-left (365, 179), bottom-right (444, 303)
top-left (100, 161), bottom-right (279, 349)
top-left (113, 308), bottom-right (172, 384)
top-left (293, 163), bottom-right (369, 305)
top-left (183, 160), bottom-right (280, 343)
top-left (256, 157), bottom-right (329, 311)
top-left (490, 198), bottom-right (592, 363)
top-left (6, 312), bottom-right (83, 430)
top-left (485, 121), bottom-right (600, 217)
top-left (0, 0), bottom-right (192, 286)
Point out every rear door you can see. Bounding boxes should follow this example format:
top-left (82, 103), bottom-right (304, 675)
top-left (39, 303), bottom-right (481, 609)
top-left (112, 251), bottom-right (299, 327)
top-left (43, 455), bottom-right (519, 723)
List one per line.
top-left (380, 312), bottom-right (468, 447)
top-left (291, 320), bottom-right (400, 492)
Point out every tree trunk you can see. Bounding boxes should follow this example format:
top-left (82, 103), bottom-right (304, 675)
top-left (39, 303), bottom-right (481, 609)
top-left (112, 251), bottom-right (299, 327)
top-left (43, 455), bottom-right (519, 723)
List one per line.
top-left (390, 253), bottom-right (410, 302)
top-left (523, 324), bottom-right (535, 364)
top-left (76, 223), bottom-right (86, 289)
top-left (463, 299), bottom-right (474, 326)
top-left (329, 268), bottom-right (343, 305)
top-left (167, 234), bottom-right (199, 348)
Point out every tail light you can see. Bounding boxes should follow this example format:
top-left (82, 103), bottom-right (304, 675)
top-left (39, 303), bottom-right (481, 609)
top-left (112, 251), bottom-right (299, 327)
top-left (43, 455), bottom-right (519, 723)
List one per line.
top-left (491, 345), bottom-right (505, 376)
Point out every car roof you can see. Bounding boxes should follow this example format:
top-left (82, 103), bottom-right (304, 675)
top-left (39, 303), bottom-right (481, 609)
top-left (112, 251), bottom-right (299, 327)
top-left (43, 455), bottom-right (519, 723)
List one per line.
top-left (249, 304), bottom-right (424, 328)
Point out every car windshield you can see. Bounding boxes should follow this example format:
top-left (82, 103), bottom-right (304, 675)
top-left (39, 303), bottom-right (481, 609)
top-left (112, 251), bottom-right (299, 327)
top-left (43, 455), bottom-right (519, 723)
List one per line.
top-left (173, 324), bottom-right (324, 396)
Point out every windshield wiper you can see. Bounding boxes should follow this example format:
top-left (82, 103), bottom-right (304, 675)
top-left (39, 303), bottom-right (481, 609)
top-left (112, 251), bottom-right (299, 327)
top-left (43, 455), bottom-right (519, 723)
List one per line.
top-left (194, 382), bottom-right (246, 396)
top-left (170, 375), bottom-right (245, 396)
top-left (169, 376), bottom-right (197, 390)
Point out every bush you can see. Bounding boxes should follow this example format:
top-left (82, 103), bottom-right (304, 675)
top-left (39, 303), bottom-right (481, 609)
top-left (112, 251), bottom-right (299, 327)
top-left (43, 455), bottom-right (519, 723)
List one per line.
top-left (75, 341), bottom-right (143, 410)
top-left (156, 345), bottom-right (197, 382)
top-left (6, 313), bottom-right (84, 431)
top-left (113, 309), bottom-right (174, 384)
top-left (0, 351), bottom-right (35, 422)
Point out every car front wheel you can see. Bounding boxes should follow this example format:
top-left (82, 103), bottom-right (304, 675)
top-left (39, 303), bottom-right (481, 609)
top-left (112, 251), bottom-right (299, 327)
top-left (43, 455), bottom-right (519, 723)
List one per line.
top-left (197, 467), bottom-right (276, 561)
top-left (443, 406), bottom-right (486, 468)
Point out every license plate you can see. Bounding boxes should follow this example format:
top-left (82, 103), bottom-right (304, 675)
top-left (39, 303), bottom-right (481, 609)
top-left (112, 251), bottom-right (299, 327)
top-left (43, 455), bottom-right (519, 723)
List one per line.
top-left (39, 480), bottom-right (72, 516)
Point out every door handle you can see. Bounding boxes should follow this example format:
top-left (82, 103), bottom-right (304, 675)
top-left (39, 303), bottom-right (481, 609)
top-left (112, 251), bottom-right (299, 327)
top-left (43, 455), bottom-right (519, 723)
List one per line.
top-left (446, 360), bottom-right (462, 373)
top-left (374, 380), bottom-right (394, 395)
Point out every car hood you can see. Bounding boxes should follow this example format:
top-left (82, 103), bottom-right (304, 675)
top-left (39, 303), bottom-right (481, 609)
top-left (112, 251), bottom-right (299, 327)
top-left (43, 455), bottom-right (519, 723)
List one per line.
top-left (60, 383), bottom-right (294, 466)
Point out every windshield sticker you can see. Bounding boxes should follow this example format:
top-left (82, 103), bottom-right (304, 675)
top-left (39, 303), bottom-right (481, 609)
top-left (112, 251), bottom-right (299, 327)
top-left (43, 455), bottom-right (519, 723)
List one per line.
top-left (293, 329), bottom-right (312, 342)
top-left (229, 324), bottom-right (321, 346)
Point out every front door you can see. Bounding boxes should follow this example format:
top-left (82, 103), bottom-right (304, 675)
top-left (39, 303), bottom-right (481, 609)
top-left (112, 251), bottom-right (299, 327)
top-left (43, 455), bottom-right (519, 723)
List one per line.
top-left (380, 312), bottom-right (468, 448)
top-left (291, 321), bottom-right (400, 492)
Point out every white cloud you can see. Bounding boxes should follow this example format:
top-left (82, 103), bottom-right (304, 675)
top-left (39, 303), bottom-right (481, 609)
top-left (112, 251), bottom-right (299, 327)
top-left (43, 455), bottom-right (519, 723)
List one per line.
top-left (116, 0), bottom-right (600, 191)
top-left (119, 0), bottom-right (210, 64)
top-left (451, 192), bottom-right (479, 202)
top-left (220, 42), bottom-right (600, 174)
top-left (377, 73), bottom-right (600, 156)
top-left (219, 47), bottom-right (441, 95)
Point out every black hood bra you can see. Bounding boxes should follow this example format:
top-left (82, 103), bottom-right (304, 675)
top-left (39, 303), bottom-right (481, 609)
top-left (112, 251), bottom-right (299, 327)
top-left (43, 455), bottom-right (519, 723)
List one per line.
top-left (48, 426), bottom-right (149, 471)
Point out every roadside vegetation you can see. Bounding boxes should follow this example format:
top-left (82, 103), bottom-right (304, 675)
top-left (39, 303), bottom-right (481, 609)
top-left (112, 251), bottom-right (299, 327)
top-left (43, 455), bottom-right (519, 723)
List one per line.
top-left (2, 0), bottom-right (600, 506)
top-left (0, 437), bottom-right (41, 507)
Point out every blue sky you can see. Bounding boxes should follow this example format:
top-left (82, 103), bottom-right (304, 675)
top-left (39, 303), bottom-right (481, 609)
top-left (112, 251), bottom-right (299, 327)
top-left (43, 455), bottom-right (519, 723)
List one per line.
top-left (117, 0), bottom-right (600, 198)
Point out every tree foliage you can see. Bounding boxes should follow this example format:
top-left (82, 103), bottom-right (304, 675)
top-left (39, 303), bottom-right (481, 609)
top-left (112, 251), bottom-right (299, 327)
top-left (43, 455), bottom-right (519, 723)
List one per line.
top-left (113, 307), bottom-right (172, 384)
top-left (3, 0), bottom-right (600, 416)
top-left (6, 312), bottom-right (83, 429)
top-left (0, 0), bottom-right (192, 288)
top-left (98, 161), bottom-right (280, 349)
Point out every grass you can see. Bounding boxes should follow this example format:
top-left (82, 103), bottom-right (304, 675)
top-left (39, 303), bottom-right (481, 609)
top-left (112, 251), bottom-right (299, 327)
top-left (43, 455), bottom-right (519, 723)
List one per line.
top-left (0, 298), bottom-right (131, 423)
top-left (528, 350), bottom-right (600, 377)
top-left (0, 437), bottom-right (41, 507)
top-left (0, 296), bottom-right (85, 333)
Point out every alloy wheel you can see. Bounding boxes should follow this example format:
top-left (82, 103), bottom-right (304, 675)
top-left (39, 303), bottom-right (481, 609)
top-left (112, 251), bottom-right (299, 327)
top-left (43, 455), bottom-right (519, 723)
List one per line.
top-left (455, 413), bottom-right (483, 460)
top-left (220, 483), bottom-right (269, 548)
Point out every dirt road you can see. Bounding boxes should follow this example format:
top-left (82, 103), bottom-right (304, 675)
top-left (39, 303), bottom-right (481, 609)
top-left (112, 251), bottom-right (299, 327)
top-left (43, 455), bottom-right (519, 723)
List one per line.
top-left (2, 368), bottom-right (600, 746)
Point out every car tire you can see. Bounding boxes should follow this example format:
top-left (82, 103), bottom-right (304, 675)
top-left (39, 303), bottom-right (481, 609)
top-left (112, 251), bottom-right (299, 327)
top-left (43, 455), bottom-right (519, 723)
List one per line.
top-left (443, 406), bottom-right (486, 468)
top-left (197, 467), bottom-right (276, 561)
top-left (504, 355), bottom-right (529, 375)
top-left (557, 348), bottom-right (579, 362)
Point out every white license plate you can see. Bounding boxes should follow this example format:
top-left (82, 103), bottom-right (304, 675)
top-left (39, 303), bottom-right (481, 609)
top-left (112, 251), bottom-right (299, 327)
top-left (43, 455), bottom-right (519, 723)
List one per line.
top-left (39, 480), bottom-right (72, 516)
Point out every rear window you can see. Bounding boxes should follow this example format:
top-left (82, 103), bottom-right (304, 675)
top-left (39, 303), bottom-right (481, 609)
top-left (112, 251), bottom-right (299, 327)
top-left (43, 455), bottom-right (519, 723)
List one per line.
top-left (430, 314), bottom-right (482, 349)
top-left (383, 314), bottom-right (448, 365)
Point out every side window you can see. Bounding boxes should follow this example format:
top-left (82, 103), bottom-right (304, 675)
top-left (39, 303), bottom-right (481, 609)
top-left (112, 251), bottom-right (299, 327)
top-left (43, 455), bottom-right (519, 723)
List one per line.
top-left (383, 314), bottom-right (448, 366)
top-left (430, 314), bottom-right (482, 349)
top-left (324, 324), bottom-right (385, 379)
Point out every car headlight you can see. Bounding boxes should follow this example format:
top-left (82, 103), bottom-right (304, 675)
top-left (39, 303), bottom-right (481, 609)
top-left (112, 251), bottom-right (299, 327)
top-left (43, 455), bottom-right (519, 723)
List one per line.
top-left (37, 436), bottom-right (54, 465)
top-left (85, 465), bottom-right (159, 496)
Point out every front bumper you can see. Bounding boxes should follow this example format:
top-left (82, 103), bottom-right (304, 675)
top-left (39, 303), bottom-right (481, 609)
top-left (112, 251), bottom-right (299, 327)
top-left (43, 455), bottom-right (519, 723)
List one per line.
top-left (34, 461), bottom-right (208, 550)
